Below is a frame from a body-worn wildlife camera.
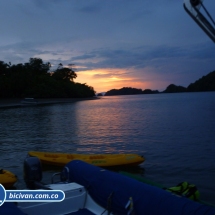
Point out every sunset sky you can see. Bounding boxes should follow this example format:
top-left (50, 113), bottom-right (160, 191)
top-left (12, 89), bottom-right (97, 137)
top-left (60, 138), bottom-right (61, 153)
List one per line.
top-left (0, 0), bottom-right (214, 93)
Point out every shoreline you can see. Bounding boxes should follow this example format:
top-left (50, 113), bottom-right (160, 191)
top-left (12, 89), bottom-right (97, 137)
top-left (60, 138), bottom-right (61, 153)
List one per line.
top-left (0, 97), bottom-right (99, 109)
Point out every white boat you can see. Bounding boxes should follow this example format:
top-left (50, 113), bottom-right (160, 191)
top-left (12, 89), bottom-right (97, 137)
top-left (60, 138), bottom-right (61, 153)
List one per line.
top-left (1, 157), bottom-right (112, 215)
top-left (1, 157), bottom-right (215, 215)
top-left (17, 183), bottom-right (111, 215)
top-left (21, 98), bottom-right (38, 105)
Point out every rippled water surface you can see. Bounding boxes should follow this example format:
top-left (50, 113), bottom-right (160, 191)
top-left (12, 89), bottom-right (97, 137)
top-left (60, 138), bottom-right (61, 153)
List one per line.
top-left (0, 92), bottom-right (215, 205)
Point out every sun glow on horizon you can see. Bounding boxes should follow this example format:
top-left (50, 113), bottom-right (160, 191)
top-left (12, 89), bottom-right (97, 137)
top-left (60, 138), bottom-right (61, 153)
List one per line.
top-left (75, 68), bottom-right (158, 93)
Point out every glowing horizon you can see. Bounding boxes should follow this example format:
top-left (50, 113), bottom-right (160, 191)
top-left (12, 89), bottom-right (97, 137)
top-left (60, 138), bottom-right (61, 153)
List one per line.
top-left (75, 68), bottom-right (167, 93)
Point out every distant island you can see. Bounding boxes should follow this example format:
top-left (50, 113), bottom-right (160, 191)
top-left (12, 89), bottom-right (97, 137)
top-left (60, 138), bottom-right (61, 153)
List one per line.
top-left (105, 88), bottom-right (159, 96)
top-left (163, 70), bottom-right (215, 93)
top-left (104, 70), bottom-right (215, 96)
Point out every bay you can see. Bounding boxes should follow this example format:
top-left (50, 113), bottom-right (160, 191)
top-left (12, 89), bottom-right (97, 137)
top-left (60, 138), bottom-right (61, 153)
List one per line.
top-left (0, 92), bottom-right (215, 205)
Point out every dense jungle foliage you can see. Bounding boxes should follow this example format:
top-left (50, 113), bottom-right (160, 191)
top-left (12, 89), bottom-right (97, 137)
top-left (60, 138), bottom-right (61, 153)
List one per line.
top-left (0, 58), bottom-right (95, 98)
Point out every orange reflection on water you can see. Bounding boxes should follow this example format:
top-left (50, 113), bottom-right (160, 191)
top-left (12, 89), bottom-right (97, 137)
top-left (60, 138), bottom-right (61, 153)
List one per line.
top-left (74, 97), bottom-right (136, 154)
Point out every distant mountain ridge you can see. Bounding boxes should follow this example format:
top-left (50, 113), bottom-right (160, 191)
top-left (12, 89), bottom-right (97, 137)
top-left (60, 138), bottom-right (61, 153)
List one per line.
top-left (103, 70), bottom-right (215, 96)
top-left (163, 70), bottom-right (215, 93)
top-left (187, 71), bottom-right (215, 92)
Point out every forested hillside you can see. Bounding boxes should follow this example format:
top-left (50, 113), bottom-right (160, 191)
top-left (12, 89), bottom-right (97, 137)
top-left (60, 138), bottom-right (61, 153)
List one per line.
top-left (0, 58), bottom-right (95, 98)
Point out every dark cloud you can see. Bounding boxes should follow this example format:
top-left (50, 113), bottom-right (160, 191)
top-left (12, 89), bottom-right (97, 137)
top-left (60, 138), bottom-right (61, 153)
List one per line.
top-left (0, 0), bottom-right (214, 91)
top-left (70, 45), bottom-right (195, 70)
top-left (31, 0), bottom-right (68, 9)
top-left (78, 4), bottom-right (101, 14)
top-left (72, 54), bottom-right (97, 61)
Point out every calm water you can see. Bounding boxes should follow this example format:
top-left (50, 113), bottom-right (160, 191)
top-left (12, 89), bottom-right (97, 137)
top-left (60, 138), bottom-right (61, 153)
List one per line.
top-left (0, 92), bottom-right (215, 205)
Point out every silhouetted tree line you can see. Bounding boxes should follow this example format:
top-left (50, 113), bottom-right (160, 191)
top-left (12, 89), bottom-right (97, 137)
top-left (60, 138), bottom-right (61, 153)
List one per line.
top-left (105, 87), bottom-right (159, 96)
top-left (163, 84), bottom-right (187, 93)
top-left (0, 58), bottom-right (95, 98)
top-left (163, 70), bottom-right (215, 93)
top-left (104, 70), bottom-right (215, 96)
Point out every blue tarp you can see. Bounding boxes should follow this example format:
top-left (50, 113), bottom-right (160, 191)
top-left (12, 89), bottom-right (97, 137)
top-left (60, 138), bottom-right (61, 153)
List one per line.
top-left (0, 202), bottom-right (27, 215)
top-left (62, 160), bottom-right (215, 215)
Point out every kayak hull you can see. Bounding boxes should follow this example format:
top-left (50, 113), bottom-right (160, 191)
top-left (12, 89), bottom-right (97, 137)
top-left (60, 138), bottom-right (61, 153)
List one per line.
top-left (28, 151), bottom-right (145, 167)
top-left (0, 169), bottom-right (17, 188)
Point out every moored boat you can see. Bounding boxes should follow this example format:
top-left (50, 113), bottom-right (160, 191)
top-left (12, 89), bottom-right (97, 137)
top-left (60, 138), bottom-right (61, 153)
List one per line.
top-left (28, 151), bottom-right (145, 167)
top-left (21, 98), bottom-right (38, 105)
top-left (0, 169), bottom-right (17, 188)
top-left (61, 160), bottom-right (215, 215)
top-left (1, 157), bottom-right (215, 215)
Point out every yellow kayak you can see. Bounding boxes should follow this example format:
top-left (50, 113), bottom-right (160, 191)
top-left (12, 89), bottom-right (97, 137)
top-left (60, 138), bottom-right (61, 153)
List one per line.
top-left (0, 169), bottom-right (17, 188)
top-left (28, 151), bottom-right (145, 167)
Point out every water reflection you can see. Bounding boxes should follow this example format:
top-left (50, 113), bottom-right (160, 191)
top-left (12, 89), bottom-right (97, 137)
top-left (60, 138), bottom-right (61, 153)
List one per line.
top-left (0, 93), bottom-right (215, 204)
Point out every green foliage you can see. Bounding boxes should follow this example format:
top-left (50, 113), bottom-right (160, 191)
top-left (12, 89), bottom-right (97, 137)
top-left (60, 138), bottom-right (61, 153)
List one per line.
top-left (0, 58), bottom-right (95, 98)
top-left (0, 61), bottom-right (10, 75)
top-left (52, 67), bottom-right (77, 82)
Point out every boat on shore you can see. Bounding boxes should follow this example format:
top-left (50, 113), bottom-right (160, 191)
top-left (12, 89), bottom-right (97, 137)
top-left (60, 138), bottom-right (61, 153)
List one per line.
top-left (1, 157), bottom-right (214, 215)
top-left (28, 151), bottom-right (145, 167)
top-left (0, 169), bottom-right (17, 188)
top-left (21, 98), bottom-right (38, 105)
